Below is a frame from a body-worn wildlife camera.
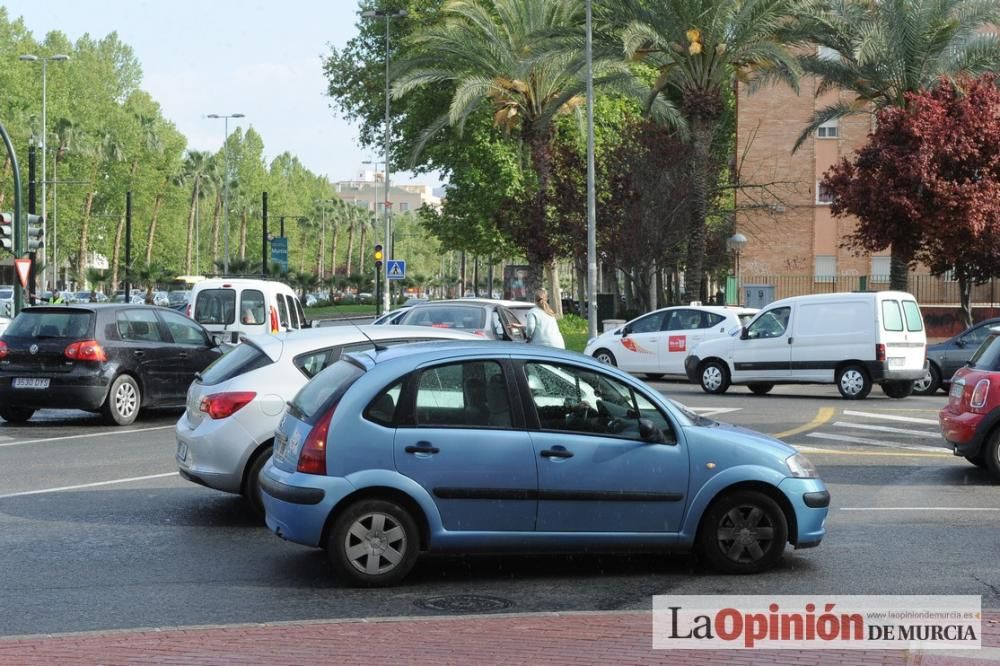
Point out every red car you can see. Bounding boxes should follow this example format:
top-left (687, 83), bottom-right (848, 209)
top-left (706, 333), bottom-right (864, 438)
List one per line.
top-left (939, 328), bottom-right (1000, 477)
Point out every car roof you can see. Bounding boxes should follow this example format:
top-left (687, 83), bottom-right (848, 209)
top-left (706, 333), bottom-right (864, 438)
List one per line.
top-left (244, 324), bottom-right (482, 360)
top-left (345, 339), bottom-right (607, 374)
top-left (22, 303), bottom-right (174, 312)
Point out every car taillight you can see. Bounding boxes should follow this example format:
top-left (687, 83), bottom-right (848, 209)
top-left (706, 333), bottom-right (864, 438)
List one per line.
top-left (199, 391), bottom-right (257, 419)
top-left (297, 404), bottom-right (335, 475)
top-left (971, 379), bottom-right (991, 409)
top-left (270, 306), bottom-right (279, 333)
top-left (65, 340), bottom-right (107, 362)
top-left (0, 340), bottom-right (7, 359)
top-left (875, 344), bottom-right (886, 362)
top-left (472, 329), bottom-right (488, 337)
top-left (186, 303), bottom-right (191, 318)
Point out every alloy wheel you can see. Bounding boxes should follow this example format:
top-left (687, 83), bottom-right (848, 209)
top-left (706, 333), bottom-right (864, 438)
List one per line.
top-left (715, 504), bottom-right (776, 564)
top-left (115, 382), bottom-right (138, 418)
top-left (344, 512), bottom-right (408, 576)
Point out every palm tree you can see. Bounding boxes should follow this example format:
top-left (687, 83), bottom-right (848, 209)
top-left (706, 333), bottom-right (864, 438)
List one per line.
top-left (84, 267), bottom-right (109, 301)
top-left (134, 262), bottom-right (170, 303)
top-left (77, 131), bottom-right (126, 279)
top-left (617, 0), bottom-right (801, 302)
top-left (789, 0), bottom-right (1000, 290)
top-left (178, 150), bottom-right (213, 274)
top-left (393, 0), bottom-right (615, 308)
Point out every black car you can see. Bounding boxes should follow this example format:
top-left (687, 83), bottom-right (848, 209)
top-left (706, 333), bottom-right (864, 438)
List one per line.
top-left (915, 317), bottom-right (1000, 395)
top-left (0, 304), bottom-right (222, 425)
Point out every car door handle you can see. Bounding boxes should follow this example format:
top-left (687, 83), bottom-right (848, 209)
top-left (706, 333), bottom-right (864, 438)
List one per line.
top-left (540, 448), bottom-right (574, 459)
top-left (134, 351), bottom-right (145, 357)
top-left (405, 443), bottom-right (440, 454)
top-left (787, 337), bottom-right (794, 344)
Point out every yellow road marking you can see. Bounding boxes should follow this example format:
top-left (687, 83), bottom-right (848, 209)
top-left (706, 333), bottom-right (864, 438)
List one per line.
top-left (771, 408), bottom-right (836, 439)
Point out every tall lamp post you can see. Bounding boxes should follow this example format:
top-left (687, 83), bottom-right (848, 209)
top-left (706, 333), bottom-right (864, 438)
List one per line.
top-left (726, 232), bottom-right (747, 305)
top-left (19, 53), bottom-right (70, 289)
top-left (361, 7), bottom-right (406, 313)
top-left (206, 112), bottom-right (245, 275)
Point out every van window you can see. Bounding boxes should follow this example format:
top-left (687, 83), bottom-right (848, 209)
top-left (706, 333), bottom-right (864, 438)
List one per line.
top-left (285, 294), bottom-right (300, 329)
top-left (276, 295), bottom-right (289, 329)
top-left (746, 307), bottom-right (790, 339)
top-left (881, 300), bottom-right (904, 332)
top-left (901, 300), bottom-right (924, 332)
top-left (294, 298), bottom-right (307, 328)
top-left (194, 289), bottom-right (236, 325)
top-left (240, 290), bottom-right (266, 325)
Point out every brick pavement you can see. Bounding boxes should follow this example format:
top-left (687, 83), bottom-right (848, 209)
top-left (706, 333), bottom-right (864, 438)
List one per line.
top-left (0, 611), bottom-right (997, 666)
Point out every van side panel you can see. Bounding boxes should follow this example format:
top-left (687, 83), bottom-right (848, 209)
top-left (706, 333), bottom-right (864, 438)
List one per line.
top-left (791, 300), bottom-right (875, 381)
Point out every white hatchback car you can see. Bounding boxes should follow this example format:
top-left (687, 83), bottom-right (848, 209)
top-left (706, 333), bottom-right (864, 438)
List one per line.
top-left (175, 325), bottom-right (480, 516)
top-left (584, 304), bottom-right (758, 378)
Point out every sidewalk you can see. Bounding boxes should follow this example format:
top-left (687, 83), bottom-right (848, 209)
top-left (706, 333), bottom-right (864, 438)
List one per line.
top-left (1, 611), bottom-right (998, 666)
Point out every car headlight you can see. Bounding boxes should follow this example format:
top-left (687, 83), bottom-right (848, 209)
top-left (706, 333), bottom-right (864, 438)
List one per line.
top-left (785, 453), bottom-right (819, 479)
top-left (586, 337), bottom-right (596, 348)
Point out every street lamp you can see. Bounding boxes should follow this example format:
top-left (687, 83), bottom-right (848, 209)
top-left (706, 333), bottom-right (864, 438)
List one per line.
top-left (206, 112), bottom-right (245, 275)
top-left (726, 232), bottom-right (748, 305)
top-left (361, 7), bottom-right (406, 313)
top-left (19, 52), bottom-right (70, 288)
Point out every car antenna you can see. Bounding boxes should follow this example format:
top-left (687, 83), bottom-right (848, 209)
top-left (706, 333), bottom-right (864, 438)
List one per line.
top-left (347, 319), bottom-right (389, 353)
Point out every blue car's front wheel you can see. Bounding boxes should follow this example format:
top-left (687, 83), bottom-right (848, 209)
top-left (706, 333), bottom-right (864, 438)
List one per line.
top-left (698, 490), bottom-right (788, 574)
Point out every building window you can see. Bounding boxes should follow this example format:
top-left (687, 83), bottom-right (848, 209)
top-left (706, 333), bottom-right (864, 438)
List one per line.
top-left (399, 202), bottom-right (409, 212)
top-left (816, 181), bottom-right (835, 205)
top-left (817, 45), bottom-right (841, 61)
top-left (815, 256), bottom-right (836, 283)
top-left (943, 269), bottom-right (958, 282)
top-left (871, 256), bottom-right (890, 283)
top-left (355, 200), bottom-right (369, 209)
top-left (816, 120), bottom-right (839, 139)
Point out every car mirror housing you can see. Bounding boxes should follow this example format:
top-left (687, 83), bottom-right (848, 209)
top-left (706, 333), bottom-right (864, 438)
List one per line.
top-left (638, 418), bottom-right (665, 443)
top-left (740, 326), bottom-right (749, 340)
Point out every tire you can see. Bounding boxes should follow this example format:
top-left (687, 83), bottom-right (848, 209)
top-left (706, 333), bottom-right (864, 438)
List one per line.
top-left (881, 380), bottom-right (914, 399)
top-left (912, 364), bottom-right (941, 396)
top-left (593, 349), bottom-right (617, 366)
top-left (747, 383), bottom-right (774, 396)
top-left (0, 406), bottom-right (34, 423)
top-left (645, 373), bottom-right (664, 380)
top-left (699, 360), bottom-right (730, 395)
top-left (102, 374), bottom-right (141, 426)
top-left (984, 430), bottom-right (1000, 482)
top-left (836, 365), bottom-right (871, 400)
top-left (328, 499), bottom-right (419, 587)
top-left (698, 490), bottom-right (789, 574)
top-left (243, 445), bottom-right (272, 520)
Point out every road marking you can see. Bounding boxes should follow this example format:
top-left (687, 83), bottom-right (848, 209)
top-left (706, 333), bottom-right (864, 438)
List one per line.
top-left (689, 407), bottom-right (742, 417)
top-left (806, 432), bottom-right (947, 453)
top-left (842, 410), bottom-right (938, 425)
top-left (771, 407), bottom-right (835, 439)
top-left (793, 446), bottom-right (951, 458)
top-left (0, 472), bottom-right (178, 499)
top-left (832, 421), bottom-right (940, 438)
top-left (0, 424), bottom-right (174, 448)
top-left (841, 507), bottom-right (1000, 511)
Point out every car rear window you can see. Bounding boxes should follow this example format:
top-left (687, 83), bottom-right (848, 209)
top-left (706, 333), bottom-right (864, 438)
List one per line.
top-left (902, 300), bottom-right (924, 332)
top-left (194, 289), bottom-right (236, 325)
top-left (289, 359), bottom-right (365, 422)
top-left (199, 340), bottom-right (273, 385)
top-left (881, 300), bottom-right (904, 332)
top-left (968, 334), bottom-right (1000, 371)
top-left (5, 310), bottom-right (93, 339)
top-left (400, 306), bottom-right (485, 330)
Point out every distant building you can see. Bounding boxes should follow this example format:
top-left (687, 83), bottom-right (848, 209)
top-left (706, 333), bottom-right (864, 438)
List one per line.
top-left (335, 170), bottom-right (441, 215)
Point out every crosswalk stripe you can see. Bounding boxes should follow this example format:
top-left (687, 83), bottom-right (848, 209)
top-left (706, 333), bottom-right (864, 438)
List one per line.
top-left (806, 431), bottom-right (947, 453)
top-left (689, 407), bottom-right (741, 417)
top-left (842, 410), bottom-right (938, 425)
top-left (832, 421), bottom-right (941, 438)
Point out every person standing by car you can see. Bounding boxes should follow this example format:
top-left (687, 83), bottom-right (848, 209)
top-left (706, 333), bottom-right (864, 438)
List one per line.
top-left (49, 290), bottom-right (64, 304)
top-left (525, 288), bottom-right (565, 348)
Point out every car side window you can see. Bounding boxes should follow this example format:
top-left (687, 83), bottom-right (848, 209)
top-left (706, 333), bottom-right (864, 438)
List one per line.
top-left (293, 348), bottom-right (335, 379)
top-left (294, 298), bottom-right (307, 328)
top-left (746, 307), bottom-right (791, 339)
top-left (666, 309), bottom-right (704, 331)
top-left (629, 311), bottom-right (664, 334)
top-left (285, 295), bottom-right (300, 329)
top-left (965, 324), bottom-right (992, 347)
top-left (413, 361), bottom-right (510, 428)
top-left (119, 309), bottom-right (163, 342)
top-left (160, 310), bottom-right (209, 345)
top-left (524, 362), bottom-right (667, 441)
top-left (704, 312), bottom-right (725, 328)
top-left (364, 380), bottom-right (404, 426)
top-left (275, 295), bottom-right (289, 329)
top-left (240, 290), bottom-right (266, 325)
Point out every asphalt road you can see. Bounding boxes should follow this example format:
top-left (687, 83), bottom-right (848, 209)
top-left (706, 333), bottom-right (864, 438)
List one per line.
top-left (0, 381), bottom-right (997, 637)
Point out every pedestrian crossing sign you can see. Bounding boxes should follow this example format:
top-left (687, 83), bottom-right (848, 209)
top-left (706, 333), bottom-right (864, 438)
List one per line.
top-left (386, 259), bottom-right (405, 280)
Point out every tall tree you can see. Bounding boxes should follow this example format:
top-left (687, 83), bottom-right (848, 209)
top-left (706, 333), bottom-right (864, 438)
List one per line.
top-left (790, 0), bottom-right (1000, 290)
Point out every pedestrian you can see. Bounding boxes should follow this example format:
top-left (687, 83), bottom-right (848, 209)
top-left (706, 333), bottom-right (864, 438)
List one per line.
top-left (49, 289), bottom-right (64, 304)
top-left (524, 287), bottom-right (565, 348)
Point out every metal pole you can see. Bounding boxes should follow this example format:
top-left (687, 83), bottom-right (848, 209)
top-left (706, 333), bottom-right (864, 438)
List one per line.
top-left (52, 152), bottom-right (58, 288)
top-left (382, 13), bottom-right (392, 314)
top-left (40, 59), bottom-right (47, 289)
top-left (262, 191), bottom-right (268, 277)
top-left (0, 120), bottom-right (23, 314)
top-left (124, 191), bottom-right (132, 302)
top-left (222, 116), bottom-right (230, 274)
top-left (585, 0), bottom-right (598, 337)
top-left (27, 144), bottom-right (36, 305)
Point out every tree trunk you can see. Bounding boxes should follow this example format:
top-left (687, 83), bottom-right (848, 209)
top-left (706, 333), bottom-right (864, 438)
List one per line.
top-left (76, 184), bottom-right (97, 282)
top-left (239, 211), bottom-right (248, 261)
top-left (522, 123), bottom-right (557, 296)
top-left (185, 178), bottom-right (200, 273)
top-left (330, 224), bottom-right (339, 276)
top-left (0, 155), bottom-right (10, 208)
top-left (958, 275), bottom-right (973, 329)
top-left (890, 253), bottom-right (909, 292)
top-left (110, 213), bottom-right (126, 290)
top-left (345, 222), bottom-right (355, 278)
top-left (211, 192), bottom-right (222, 265)
top-left (358, 224), bottom-right (367, 274)
top-left (145, 193), bottom-right (165, 266)
top-left (683, 117), bottom-right (715, 303)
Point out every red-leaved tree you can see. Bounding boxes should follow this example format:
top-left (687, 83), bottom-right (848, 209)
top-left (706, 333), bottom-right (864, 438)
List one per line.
top-left (824, 75), bottom-right (1000, 326)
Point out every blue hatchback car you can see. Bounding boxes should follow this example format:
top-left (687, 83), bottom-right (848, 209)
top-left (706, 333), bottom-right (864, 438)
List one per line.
top-left (261, 342), bottom-right (829, 586)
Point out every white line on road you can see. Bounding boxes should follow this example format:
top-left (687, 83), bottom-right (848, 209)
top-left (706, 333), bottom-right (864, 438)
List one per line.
top-left (0, 425), bottom-right (174, 448)
top-left (832, 420), bottom-right (941, 438)
top-left (842, 410), bottom-right (938, 425)
top-left (806, 431), bottom-right (946, 453)
top-left (690, 407), bottom-right (742, 417)
top-left (841, 507), bottom-right (1000, 511)
top-left (0, 472), bottom-right (178, 499)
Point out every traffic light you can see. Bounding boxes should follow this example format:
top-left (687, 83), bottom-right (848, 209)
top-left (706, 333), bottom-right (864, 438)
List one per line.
top-left (374, 243), bottom-right (384, 269)
top-left (26, 214), bottom-right (44, 251)
top-left (0, 212), bottom-right (11, 253)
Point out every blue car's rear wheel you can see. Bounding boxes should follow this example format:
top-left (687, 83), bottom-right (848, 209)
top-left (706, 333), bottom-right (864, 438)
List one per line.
top-left (698, 491), bottom-right (788, 574)
top-left (328, 499), bottom-right (419, 587)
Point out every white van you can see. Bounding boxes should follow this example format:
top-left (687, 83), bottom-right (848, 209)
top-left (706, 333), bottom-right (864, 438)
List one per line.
top-left (683, 291), bottom-right (927, 399)
top-left (188, 278), bottom-right (307, 344)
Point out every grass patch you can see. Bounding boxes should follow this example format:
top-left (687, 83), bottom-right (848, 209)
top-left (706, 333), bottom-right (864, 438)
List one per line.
top-left (559, 314), bottom-right (591, 353)
top-left (305, 304), bottom-right (378, 317)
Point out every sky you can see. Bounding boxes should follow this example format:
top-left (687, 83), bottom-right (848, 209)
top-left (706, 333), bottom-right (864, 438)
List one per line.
top-left (2, 0), bottom-right (442, 188)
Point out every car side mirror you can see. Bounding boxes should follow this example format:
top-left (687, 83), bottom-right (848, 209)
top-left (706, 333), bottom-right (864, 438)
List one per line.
top-left (955, 338), bottom-right (966, 349)
top-left (740, 326), bottom-right (749, 340)
top-left (638, 418), bottom-right (665, 443)
top-left (210, 333), bottom-right (226, 347)
top-left (622, 325), bottom-right (632, 336)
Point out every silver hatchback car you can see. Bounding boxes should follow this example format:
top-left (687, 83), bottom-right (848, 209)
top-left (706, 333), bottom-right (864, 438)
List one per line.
top-left (176, 325), bottom-right (480, 516)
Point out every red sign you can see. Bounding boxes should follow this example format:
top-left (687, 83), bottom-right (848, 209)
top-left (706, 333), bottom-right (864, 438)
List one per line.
top-left (668, 335), bottom-right (686, 352)
top-left (14, 257), bottom-right (31, 289)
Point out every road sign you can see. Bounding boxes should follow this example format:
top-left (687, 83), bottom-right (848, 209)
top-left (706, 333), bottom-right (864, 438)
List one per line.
top-left (14, 257), bottom-right (31, 288)
top-left (270, 237), bottom-right (288, 272)
top-left (386, 259), bottom-right (406, 280)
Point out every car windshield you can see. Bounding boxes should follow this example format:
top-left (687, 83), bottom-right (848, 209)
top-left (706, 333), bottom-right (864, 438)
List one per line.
top-left (5, 310), bottom-right (93, 339)
top-left (399, 306), bottom-right (486, 330)
top-left (967, 332), bottom-right (1000, 372)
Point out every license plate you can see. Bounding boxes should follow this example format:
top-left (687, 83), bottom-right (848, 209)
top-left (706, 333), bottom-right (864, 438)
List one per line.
top-left (13, 377), bottom-right (49, 389)
top-left (274, 433), bottom-right (288, 460)
top-left (888, 357), bottom-right (905, 368)
top-left (176, 441), bottom-right (188, 462)
top-left (950, 383), bottom-right (964, 399)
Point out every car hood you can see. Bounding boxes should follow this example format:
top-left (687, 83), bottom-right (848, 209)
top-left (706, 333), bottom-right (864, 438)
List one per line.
top-left (683, 419), bottom-right (797, 467)
top-left (688, 335), bottom-right (735, 358)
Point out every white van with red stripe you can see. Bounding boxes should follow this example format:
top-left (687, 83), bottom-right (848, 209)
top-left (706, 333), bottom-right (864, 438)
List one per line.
top-left (188, 278), bottom-right (306, 344)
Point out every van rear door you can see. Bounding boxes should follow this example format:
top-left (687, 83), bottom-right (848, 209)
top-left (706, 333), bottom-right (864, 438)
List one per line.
top-left (879, 297), bottom-right (926, 374)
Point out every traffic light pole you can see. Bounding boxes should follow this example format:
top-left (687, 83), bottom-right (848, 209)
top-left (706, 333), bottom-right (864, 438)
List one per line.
top-left (0, 119), bottom-right (24, 315)
top-left (27, 144), bottom-right (36, 305)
